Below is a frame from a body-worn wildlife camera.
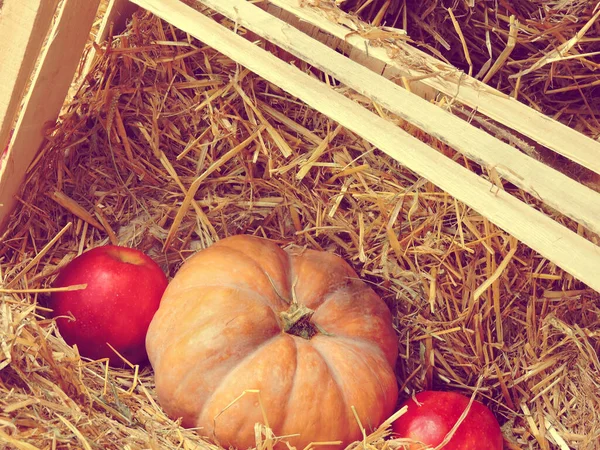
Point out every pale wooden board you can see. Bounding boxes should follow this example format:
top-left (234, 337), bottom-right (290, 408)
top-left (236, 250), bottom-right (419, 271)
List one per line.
top-left (267, 0), bottom-right (600, 177)
top-left (266, 4), bottom-right (437, 101)
top-left (0, 0), bottom-right (60, 159)
top-left (196, 0), bottom-right (600, 239)
top-left (130, 0), bottom-right (600, 293)
top-left (0, 0), bottom-right (102, 230)
top-left (82, 0), bottom-right (140, 79)
top-left (97, 0), bottom-right (139, 43)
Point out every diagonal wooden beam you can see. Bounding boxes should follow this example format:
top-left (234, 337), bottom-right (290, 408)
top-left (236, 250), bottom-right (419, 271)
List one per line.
top-left (195, 0), bottom-right (600, 239)
top-left (130, 0), bottom-right (600, 292)
top-left (267, 0), bottom-right (600, 177)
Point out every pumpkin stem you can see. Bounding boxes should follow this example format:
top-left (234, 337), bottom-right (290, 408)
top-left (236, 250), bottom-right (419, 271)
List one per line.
top-left (280, 303), bottom-right (318, 340)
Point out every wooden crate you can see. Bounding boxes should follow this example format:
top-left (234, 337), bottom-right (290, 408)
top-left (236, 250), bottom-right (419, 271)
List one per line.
top-left (2, 1), bottom-right (600, 449)
top-left (2, 0), bottom-right (600, 293)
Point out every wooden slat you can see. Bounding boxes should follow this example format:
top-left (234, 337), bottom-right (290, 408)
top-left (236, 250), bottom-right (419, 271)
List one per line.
top-left (0, 0), bottom-right (60, 158)
top-left (266, 5), bottom-right (438, 101)
top-left (0, 0), bottom-right (102, 230)
top-left (97, 0), bottom-right (139, 43)
top-left (266, 0), bottom-right (600, 177)
top-left (82, 0), bottom-right (139, 79)
top-left (196, 0), bottom-right (600, 239)
top-left (130, 0), bottom-right (600, 293)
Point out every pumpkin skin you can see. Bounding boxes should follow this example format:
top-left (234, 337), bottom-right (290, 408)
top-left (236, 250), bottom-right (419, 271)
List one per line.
top-left (146, 235), bottom-right (398, 449)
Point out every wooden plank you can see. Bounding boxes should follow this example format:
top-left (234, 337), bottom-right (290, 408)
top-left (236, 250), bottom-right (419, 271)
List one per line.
top-left (196, 0), bottom-right (600, 239)
top-left (82, 0), bottom-right (139, 79)
top-left (0, 0), bottom-right (60, 160)
top-left (97, 0), bottom-right (138, 43)
top-left (130, 0), bottom-right (600, 293)
top-left (0, 0), bottom-right (102, 230)
top-left (265, 4), bottom-right (437, 101)
top-left (266, 0), bottom-right (600, 177)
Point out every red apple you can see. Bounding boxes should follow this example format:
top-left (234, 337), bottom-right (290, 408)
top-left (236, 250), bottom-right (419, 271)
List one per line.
top-left (49, 245), bottom-right (168, 366)
top-left (392, 391), bottom-right (503, 449)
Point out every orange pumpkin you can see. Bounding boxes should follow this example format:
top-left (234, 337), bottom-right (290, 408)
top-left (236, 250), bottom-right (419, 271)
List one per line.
top-left (146, 235), bottom-right (398, 449)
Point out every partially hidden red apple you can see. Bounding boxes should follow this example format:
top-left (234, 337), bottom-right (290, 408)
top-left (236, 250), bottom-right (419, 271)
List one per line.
top-left (49, 245), bottom-right (168, 366)
top-left (392, 391), bottom-right (503, 450)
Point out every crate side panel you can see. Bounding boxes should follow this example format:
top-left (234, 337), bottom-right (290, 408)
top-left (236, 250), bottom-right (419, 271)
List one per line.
top-left (0, 0), bottom-right (60, 156)
top-left (0, 0), bottom-right (102, 231)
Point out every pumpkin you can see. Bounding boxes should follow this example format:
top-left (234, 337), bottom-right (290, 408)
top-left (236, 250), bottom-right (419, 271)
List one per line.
top-left (146, 235), bottom-right (398, 449)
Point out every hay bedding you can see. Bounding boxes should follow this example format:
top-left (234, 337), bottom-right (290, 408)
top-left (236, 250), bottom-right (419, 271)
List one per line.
top-left (0, 2), bottom-right (599, 449)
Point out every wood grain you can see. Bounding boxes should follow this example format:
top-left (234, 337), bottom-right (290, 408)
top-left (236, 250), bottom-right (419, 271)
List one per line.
top-left (267, 0), bottom-right (600, 177)
top-left (0, 0), bottom-right (60, 158)
top-left (0, 0), bottom-right (101, 230)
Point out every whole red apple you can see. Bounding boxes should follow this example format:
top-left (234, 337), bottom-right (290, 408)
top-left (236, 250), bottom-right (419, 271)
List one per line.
top-left (49, 245), bottom-right (168, 366)
top-left (392, 391), bottom-right (503, 449)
